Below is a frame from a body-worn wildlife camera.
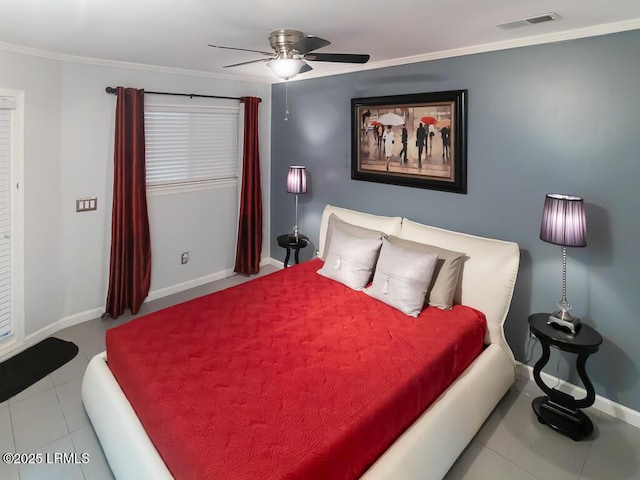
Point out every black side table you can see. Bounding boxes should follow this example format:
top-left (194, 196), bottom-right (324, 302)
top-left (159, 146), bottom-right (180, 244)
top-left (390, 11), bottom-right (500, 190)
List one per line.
top-left (277, 234), bottom-right (309, 267)
top-left (528, 313), bottom-right (603, 441)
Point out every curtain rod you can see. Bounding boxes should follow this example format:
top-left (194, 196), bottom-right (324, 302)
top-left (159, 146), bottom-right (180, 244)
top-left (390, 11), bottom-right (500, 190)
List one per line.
top-left (105, 86), bottom-right (260, 103)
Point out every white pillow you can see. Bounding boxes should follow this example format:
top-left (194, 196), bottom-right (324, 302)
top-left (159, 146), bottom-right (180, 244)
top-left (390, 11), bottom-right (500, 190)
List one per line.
top-left (387, 236), bottom-right (465, 310)
top-left (321, 213), bottom-right (384, 260)
top-left (317, 228), bottom-right (383, 290)
top-left (364, 238), bottom-right (438, 317)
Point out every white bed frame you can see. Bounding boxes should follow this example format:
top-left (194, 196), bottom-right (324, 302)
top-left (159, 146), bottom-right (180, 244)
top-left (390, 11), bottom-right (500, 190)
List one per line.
top-left (82, 204), bottom-right (520, 480)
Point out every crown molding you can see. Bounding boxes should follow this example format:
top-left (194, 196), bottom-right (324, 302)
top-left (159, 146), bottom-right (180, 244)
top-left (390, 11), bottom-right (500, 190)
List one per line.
top-left (283, 17), bottom-right (640, 83)
top-left (2, 16), bottom-right (639, 85)
top-left (0, 40), bottom-right (272, 84)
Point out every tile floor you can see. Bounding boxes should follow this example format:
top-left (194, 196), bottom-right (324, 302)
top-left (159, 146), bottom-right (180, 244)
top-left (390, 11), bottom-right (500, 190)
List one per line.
top-left (1, 265), bottom-right (639, 479)
top-left (444, 376), bottom-right (640, 480)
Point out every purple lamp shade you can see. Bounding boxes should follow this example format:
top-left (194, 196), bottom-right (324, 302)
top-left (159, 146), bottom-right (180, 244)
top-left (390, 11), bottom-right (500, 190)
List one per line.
top-left (286, 166), bottom-right (307, 194)
top-left (539, 194), bottom-right (587, 247)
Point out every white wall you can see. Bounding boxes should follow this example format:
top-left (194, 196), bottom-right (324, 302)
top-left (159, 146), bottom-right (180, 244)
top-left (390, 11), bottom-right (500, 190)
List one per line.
top-left (0, 48), bottom-right (271, 343)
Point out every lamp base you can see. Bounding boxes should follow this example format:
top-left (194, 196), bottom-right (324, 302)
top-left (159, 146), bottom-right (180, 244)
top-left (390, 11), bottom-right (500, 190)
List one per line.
top-left (547, 311), bottom-right (581, 334)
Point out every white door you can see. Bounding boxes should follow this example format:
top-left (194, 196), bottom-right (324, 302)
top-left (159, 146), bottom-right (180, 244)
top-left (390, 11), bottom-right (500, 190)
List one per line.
top-left (0, 91), bottom-right (24, 357)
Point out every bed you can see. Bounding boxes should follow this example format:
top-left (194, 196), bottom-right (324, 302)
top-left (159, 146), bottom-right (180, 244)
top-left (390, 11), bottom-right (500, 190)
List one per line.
top-left (82, 204), bottom-right (520, 480)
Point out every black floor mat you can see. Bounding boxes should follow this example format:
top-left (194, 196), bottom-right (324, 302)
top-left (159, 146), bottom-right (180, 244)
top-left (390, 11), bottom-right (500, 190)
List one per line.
top-left (0, 337), bottom-right (79, 403)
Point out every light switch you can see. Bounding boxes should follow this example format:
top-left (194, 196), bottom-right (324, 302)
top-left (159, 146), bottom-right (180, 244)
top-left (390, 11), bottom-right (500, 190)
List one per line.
top-left (76, 197), bottom-right (97, 212)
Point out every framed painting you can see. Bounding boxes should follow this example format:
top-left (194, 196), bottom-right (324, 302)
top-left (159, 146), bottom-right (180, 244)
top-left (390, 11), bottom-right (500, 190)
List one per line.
top-left (351, 90), bottom-right (467, 193)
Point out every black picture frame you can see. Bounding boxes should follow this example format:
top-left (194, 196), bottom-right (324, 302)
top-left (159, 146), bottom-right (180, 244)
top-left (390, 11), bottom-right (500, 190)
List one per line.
top-left (351, 90), bottom-right (467, 194)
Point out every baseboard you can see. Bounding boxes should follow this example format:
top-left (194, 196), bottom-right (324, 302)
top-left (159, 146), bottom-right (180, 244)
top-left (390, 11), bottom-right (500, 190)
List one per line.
top-left (0, 307), bottom-right (103, 362)
top-left (265, 257), bottom-right (284, 269)
top-left (516, 363), bottom-right (640, 429)
top-left (145, 269), bottom-right (236, 303)
top-left (2, 261), bottom-right (277, 362)
top-left (9, 279), bottom-right (640, 432)
top-left (261, 257), bottom-right (277, 268)
top-left (145, 258), bottom-right (278, 302)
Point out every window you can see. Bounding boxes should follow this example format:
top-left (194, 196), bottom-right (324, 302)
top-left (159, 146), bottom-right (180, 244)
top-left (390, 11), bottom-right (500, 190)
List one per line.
top-left (0, 103), bottom-right (13, 342)
top-left (144, 105), bottom-right (240, 192)
top-left (0, 90), bottom-right (24, 354)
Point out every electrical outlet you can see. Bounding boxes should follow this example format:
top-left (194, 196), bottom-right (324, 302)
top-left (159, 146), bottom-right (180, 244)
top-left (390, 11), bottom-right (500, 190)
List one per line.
top-left (181, 251), bottom-right (189, 264)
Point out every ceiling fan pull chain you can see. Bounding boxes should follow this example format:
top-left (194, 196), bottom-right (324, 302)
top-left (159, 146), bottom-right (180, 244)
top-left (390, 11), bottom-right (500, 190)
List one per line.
top-left (285, 81), bottom-right (289, 121)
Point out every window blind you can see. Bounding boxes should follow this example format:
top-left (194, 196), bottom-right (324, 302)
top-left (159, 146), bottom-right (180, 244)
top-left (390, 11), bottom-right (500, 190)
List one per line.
top-left (0, 97), bottom-right (16, 110)
top-left (0, 108), bottom-right (13, 340)
top-left (144, 106), bottom-right (239, 187)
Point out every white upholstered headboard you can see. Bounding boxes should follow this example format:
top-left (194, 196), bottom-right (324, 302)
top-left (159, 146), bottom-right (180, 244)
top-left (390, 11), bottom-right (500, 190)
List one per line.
top-left (318, 205), bottom-right (403, 258)
top-left (318, 205), bottom-right (520, 362)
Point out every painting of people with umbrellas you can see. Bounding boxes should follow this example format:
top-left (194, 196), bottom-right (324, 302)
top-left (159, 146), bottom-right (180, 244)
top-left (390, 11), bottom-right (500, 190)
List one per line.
top-left (351, 90), bottom-right (467, 194)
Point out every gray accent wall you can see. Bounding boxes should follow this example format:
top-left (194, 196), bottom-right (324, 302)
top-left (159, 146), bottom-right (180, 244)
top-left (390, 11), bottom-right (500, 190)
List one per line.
top-left (270, 30), bottom-right (640, 412)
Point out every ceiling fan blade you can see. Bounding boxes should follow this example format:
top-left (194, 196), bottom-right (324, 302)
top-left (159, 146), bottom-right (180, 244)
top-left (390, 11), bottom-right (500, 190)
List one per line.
top-left (208, 44), bottom-right (273, 56)
top-left (291, 35), bottom-right (331, 54)
top-left (303, 53), bottom-right (370, 64)
top-left (299, 63), bottom-right (313, 74)
top-left (223, 58), bottom-right (272, 68)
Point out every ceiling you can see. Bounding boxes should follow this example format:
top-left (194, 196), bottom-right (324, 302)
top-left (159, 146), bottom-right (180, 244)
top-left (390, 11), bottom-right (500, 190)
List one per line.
top-left (2, 0), bottom-right (640, 83)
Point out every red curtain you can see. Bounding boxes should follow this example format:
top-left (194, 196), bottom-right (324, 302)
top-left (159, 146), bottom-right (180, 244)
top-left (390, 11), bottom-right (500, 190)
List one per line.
top-left (105, 87), bottom-right (151, 318)
top-left (234, 97), bottom-right (263, 275)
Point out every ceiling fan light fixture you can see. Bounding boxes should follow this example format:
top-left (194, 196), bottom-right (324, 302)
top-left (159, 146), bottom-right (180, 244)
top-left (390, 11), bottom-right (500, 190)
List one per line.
top-left (267, 58), bottom-right (306, 80)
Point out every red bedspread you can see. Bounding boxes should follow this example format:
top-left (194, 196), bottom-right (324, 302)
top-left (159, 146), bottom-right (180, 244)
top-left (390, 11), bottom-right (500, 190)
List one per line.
top-left (106, 259), bottom-right (486, 480)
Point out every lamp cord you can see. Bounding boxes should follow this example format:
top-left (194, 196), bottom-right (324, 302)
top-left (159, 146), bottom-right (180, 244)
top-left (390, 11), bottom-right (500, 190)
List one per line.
top-left (526, 335), bottom-right (562, 389)
top-left (524, 334), bottom-right (534, 364)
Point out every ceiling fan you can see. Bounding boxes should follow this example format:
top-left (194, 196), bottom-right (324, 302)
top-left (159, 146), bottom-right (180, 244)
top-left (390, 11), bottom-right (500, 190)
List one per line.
top-left (209, 29), bottom-right (370, 80)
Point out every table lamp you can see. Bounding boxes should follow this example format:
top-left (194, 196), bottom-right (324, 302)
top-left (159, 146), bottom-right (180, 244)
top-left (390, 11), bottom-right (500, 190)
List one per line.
top-left (286, 166), bottom-right (307, 240)
top-left (539, 193), bottom-right (587, 334)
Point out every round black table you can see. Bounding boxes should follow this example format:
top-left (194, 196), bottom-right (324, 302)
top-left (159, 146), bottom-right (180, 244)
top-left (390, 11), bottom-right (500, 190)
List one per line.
top-left (277, 234), bottom-right (309, 267)
top-left (528, 313), bottom-right (603, 440)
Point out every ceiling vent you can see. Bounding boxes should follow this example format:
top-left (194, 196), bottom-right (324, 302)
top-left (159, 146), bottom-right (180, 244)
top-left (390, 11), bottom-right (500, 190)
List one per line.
top-left (496, 12), bottom-right (560, 30)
